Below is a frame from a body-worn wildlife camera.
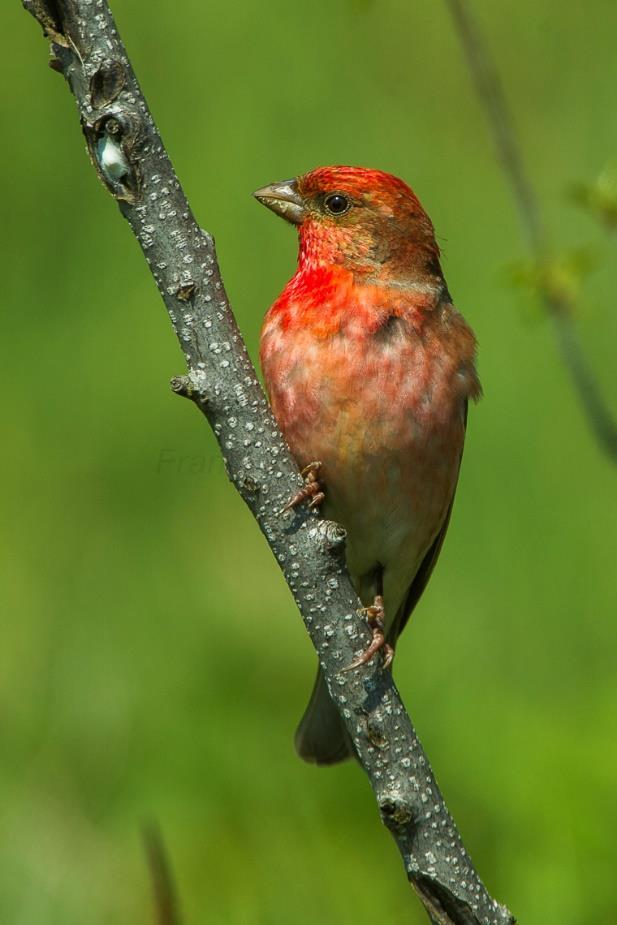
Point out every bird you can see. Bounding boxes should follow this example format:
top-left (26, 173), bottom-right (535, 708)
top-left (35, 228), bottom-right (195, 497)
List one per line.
top-left (254, 166), bottom-right (481, 765)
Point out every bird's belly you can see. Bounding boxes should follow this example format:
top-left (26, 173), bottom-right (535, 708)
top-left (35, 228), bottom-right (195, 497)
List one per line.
top-left (266, 327), bottom-right (466, 619)
top-left (316, 402), bottom-right (462, 620)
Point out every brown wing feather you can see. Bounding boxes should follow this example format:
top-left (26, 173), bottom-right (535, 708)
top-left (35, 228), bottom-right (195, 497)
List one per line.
top-left (387, 401), bottom-right (468, 645)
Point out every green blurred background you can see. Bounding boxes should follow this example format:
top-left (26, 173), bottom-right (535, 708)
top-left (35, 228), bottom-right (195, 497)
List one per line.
top-left (2, 1), bottom-right (616, 922)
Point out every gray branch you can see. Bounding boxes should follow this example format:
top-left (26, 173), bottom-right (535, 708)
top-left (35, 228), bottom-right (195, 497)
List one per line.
top-left (23, 2), bottom-right (516, 923)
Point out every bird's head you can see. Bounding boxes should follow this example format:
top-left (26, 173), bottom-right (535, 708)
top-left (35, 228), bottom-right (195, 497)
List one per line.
top-left (254, 165), bottom-right (441, 283)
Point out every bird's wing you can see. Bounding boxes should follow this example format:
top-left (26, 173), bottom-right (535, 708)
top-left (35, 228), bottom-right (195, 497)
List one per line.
top-left (388, 401), bottom-right (468, 645)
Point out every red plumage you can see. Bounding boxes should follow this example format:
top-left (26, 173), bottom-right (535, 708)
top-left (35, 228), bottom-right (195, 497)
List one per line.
top-left (256, 166), bottom-right (480, 763)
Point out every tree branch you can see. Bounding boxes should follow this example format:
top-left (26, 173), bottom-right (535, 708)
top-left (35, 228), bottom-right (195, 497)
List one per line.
top-left (23, 2), bottom-right (516, 922)
top-left (444, 0), bottom-right (617, 464)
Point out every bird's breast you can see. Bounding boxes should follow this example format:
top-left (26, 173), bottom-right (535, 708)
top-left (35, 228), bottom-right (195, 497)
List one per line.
top-left (260, 285), bottom-right (478, 606)
top-left (261, 295), bottom-right (472, 472)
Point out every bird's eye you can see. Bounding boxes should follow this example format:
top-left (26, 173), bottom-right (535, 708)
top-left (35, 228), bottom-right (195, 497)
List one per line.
top-left (324, 193), bottom-right (350, 216)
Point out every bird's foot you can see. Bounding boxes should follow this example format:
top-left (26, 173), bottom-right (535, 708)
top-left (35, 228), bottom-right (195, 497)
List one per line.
top-left (280, 461), bottom-right (325, 514)
top-left (342, 594), bottom-right (394, 672)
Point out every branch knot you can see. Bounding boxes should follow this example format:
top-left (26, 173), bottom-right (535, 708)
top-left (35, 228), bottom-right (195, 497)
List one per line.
top-left (170, 374), bottom-right (209, 407)
top-left (379, 794), bottom-right (414, 828)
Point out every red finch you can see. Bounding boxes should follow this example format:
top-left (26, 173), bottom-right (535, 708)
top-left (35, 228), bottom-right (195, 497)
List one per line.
top-left (255, 166), bottom-right (480, 764)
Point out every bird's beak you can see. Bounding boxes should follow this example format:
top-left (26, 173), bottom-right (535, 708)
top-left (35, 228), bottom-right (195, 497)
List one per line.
top-left (253, 179), bottom-right (305, 225)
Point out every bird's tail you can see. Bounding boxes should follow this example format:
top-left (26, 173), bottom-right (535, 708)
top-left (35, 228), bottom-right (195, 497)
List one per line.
top-left (294, 667), bottom-right (353, 765)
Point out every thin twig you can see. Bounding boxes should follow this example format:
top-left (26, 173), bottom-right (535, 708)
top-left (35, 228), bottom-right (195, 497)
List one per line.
top-left (23, 2), bottom-right (516, 922)
top-left (445, 0), bottom-right (617, 463)
top-left (143, 822), bottom-right (182, 925)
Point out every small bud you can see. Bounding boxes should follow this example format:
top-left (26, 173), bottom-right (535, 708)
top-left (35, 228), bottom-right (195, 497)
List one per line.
top-left (176, 282), bottom-right (197, 301)
top-left (96, 134), bottom-right (129, 182)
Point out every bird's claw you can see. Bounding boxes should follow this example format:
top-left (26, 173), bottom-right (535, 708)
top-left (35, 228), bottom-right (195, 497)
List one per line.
top-left (341, 595), bottom-right (394, 672)
top-left (280, 461), bottom-right (325, 514)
